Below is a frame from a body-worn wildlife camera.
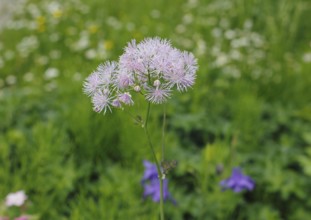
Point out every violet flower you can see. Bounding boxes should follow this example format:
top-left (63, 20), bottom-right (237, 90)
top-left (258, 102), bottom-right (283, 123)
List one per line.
top-left (141, 160), bottom-right (175, 203)
top-left (220, 167), bottom-right (255, 193)
top-left (142, 160), bottom-right (158, 181)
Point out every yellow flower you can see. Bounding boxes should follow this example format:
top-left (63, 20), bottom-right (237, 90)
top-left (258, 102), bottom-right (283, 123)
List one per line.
top-left (36, 16), bottom-right (46, 24)
top-left (36, 16), bottom-right (46, 32)
top-left (88, 25), bottom-right (99, 34)
top-left (52, 9), bottom-right (63, 18)
top-left (104, 40), bottom-right (114, 50)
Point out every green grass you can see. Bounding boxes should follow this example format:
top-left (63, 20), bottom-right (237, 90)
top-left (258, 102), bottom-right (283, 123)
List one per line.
top-left (0, 0), bottom-right (311, 219)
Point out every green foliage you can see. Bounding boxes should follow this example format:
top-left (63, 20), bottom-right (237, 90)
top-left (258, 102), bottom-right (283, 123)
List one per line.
top-left (0, 0), bottom-right (311, 219)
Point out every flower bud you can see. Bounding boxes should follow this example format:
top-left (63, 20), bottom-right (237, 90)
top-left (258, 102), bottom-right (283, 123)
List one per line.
top-left (153, 79), bottom-right (161, 87)
top-left (134, 85), bottom-right (141, 92)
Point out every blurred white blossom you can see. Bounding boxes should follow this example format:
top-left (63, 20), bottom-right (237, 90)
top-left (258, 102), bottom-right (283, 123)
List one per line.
top-left (44, 67), bottom-right (59, 80)
top-left (50, 33), bottom-right (60, 42)
top-left (5, 190), bottom-right (27, 207)
top-left (36, 56), bottom-right (49, 65)
top-left (150, 10), bottom-right (161, 19)
top-left (73, 31), bottom-right (89, 51)
top-left (302, 52), bottom-right (311, 63)
top-left (106, 17), bottom-right (122, 30)
top-left (23, 72), bottom-right (34, 82)
top-left (175, 24), bottom-right (186, 34)
top-left (16, 36), bottom-right (39, 57)
top-left (27, 3), bottom-right (41, 18)
top-left (182, 14), bottom-right (194, 24)
top-left (73, 72), bottom-right (82, 81)
top-left (0, 57), bottom-right (4, 68)
top-left (6, 75), bottom-right (17, 85)
top-left (50, 50), bottom-right (61, 59)
top-left (4, 50), bottom-right (15, 60)
top-left (45, 81), bottom-right (58, 92)
top-left (85, 49), bottom-right (97, 60)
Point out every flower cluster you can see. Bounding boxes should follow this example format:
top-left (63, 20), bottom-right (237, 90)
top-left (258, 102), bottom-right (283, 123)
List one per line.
top-left (220, 167), bottom-right (255, 193)
top-left (141, 160), bottom-right (174, 203)
top-left (83, 37), bottom-right (198, 113)
top-left (1, 190), bottom-right (35, 220)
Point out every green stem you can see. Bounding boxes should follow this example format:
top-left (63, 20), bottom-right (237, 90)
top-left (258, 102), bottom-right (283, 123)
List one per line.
top-left (161, 104), bottom-right (167, 162)
top-left (144, 102), bottom-right (165, 220)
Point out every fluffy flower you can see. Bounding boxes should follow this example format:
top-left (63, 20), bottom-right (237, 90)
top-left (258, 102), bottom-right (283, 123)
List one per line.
top-left (83, 61), bottom-right (117, 96)
top-left (141, 160), bottom-right (175, 203)
top-left (145, 86), bottom-right (171, 104)
top-left (5, 190), bottom-right (27, 207)
top-left (118, 92), bottom-right (134, 105)
top-left (83, 71), bottom-right (102, 96)
top-left (91, 90), bottom-right (111, 113)
top-left (220, 167), bottom-right (255, 193)
top-left (114, 70), bottom-right (134, 89)
top-left (83, 37), bottom-right (198, 114)
top-left (111, 99), bottom-right (122, 108)
top-left (97, 61), bottom-right (117, 85)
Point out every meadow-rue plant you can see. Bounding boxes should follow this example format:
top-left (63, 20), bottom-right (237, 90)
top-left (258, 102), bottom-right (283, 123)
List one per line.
top-left (220, 167), bottom-right (255, 193)
top-left (83, 37), bottom-right (198, 220)
top-left (83, 37), bottom-right (197, 113)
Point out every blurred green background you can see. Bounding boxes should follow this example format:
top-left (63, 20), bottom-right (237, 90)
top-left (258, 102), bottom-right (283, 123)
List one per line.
top-left (0, 0), bottom-right (311, 219)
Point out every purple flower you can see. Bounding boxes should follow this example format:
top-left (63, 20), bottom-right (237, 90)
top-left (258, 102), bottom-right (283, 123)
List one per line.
top-left (111, 99), bottom-right (122, 108)
top-left (91, 90), bottom-right (111, 113)
top-left (141, 160), bottom-right (175, 203)
top-left (118, 92), bottom-right (134, 105)
top-left (220, 167), bottom-right (255, 193)
top-left (142, 160), bottom-right (158, 181)
top-left (96, 61), bottom-right (117, 83)
top-left (114, 70), bottom-right (134, 89)
top-left (143, 178), bottom-right (171, 202)
top-left (83, 61), bottom-right (117, 96)
top-left (83, 71), bottom-right (102, 96)
top-left (83, 37), bottom-right (198, 114)
top-left (145, 86), bottom-right (171, 104)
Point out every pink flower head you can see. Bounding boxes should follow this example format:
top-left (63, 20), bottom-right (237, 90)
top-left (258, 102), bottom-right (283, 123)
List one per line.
top-left (111, 99), bottom-right (122, 108)
top-left (15, 216), bottom-right (29, 220)
top-left (91, 90), bottom-right (111, 113)
top-left (114, 70), bottom-right (134, 89)
top-left (83, 37), bottom-right (198, 114)
top-left (83, 71), bottom-right (101, 96)
top-left (118, 92), bottom-right (134, 105)
top-left (5, 190), bottom-right (27, 207)
top-left (146, 86), bottom-right (171, 104)
top-left (83, 61), bottom-right (117, 96)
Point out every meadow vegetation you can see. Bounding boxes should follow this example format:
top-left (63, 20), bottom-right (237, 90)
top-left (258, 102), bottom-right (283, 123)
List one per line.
top-left (0, 0), bottom-right (310, 219)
